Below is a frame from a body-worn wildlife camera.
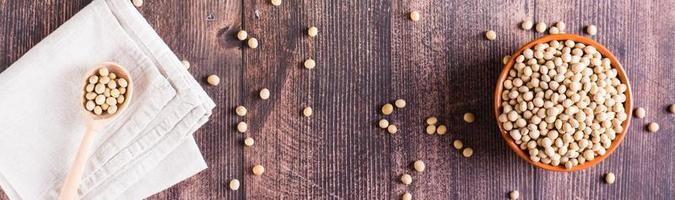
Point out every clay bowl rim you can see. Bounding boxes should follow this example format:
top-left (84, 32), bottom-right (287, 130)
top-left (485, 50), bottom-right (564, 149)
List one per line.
top-left (493, 34), bottom-right (633, 172)
top-left (82, 62), bottom-right (133, 121)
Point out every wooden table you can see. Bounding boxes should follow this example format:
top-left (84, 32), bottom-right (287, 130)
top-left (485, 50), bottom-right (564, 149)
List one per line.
top-left (1, 0), bottom-right (673, 199)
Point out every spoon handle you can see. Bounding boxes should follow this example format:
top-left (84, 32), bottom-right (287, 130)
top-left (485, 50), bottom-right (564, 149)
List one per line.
top-left (58, 122), bottom-right (100, 200)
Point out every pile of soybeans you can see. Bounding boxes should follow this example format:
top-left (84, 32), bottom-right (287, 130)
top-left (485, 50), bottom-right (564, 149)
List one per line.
top-left (498, 39), bottom-right (628, 169)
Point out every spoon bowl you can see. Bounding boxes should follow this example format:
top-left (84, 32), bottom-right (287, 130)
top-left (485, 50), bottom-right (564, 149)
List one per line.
top-left (81, 62), bottom-right (133, 121)
top-left (494, 34), bottom-right (632, 172)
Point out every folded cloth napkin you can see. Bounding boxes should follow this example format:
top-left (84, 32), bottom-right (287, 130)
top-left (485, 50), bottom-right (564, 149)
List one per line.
top-left (0, 0), bottom-right (215, 199)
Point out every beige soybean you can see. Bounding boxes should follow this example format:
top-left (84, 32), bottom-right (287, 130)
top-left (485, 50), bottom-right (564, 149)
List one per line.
top-left (244, 137), bottom-right (255, 146)
top-left (247, 37), bottom-right (259, 49)
top-left (85, 101), bottom-right (96, 111)
top-left (252, 165), bottom-right (265, 176)
top-left (549, 27), bottom-right (560, 34)
top-left (237, 122), bottom-right (248, 133)
top-left (669, 104), bottom-right (675, 113)
top-left (85, 84), bottom-right (95, 92)
top-left (117, 96), bottom-right (125, 104)
top-left (207, 75), bottom-right (220, 86)
top-left (555, 21), bottom-right (566, 31)
top-left (304, 58), bottom-right (316, 69)
top-left (462, 147), bottom-right (474, 157)
top-left (111, 89), bottom-right (120, 98)
top-left (303, 107), bottom-right (313, 117)
top-left (88, 76), bottom-right (99, 84)
top-left (237, 30), bottom-right (248, 41)
top-left (453, 140), bottom-right (463, 150)
top-left (387, 124), bottom-right (398, 134)
top-left (95, 95), bottom-right (106, 105)
top-left (106, 97), bottom-right (117, 106)
top-left (132, 0), bottom-right (143, 7)
top-left (485, 30), bottom-right (497, 41)
top-left (463, 113), bottom-right (476, 123)
top-left (118, 78), bottom-right (128, 88)
top-left (108, 72), bottom-right (117, 79)
top-left (107, 104), bottom-right (118, 114)
top-left (103, 88), bottom-right (111, 97)
top-left (307, 26), bottom-right (318, 37)
top-left (605, 172), bottom-right (616, 184)
top-left (260, 88), bottom-right (271, 99)
top-left (229, 179), bottom-right (240, 190)
top-left (95, 83), bottom-right (106, 94)
top-left (426, 116), bottom-right (438, 125)
top-left (85, 92), bottom-right (97, 100)
top-left (586, 25), bottom-right (598, 35)
top-left (509, 190), bottom-right (520, 200)
top-left (402, 192), bottom-right (412, 200)
top-left (271, 0), bottom-right (281, 6)
top-left (382, 103), bottom-right (394, 115)
top-left (99, 76), bottom-right (110, 84)
top-left (425, 125), bottom-right (436, 135)
top-left (436, 125), bottom-right (447, 135)
top-left (647, 122), bottom-right (659, 133)
top-left (634, 107), bottom-right (646, 118)
top-left (535, 22), bottom-right (547, 33)
top-left (394, 99), bottom-right (406, 108)
top-left (400, 174), bottom-right (412, 185)
top-left (378, 119), bottom-right (390, 129)
top-left (412, 160), bottom-right (425, 172)
top-left (93, 106), bottom-right (103, 115)
top-left (409, 11), bottom-right (421, 21)
top-left (98, 67), bottom-right (109, 77)
top-left (235, 106), bottom-right (247, 116)
top-left (182, 60), bottom-right (191, 69)
top-left (521, 20), bottom-right (533, 30)
top-left (107, 80), bottom-right (117, 89)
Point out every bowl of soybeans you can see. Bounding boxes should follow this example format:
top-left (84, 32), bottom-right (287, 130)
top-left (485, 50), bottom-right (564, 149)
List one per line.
top-left (82, 62), bottom-right (132, 119)
top-left (494, 34), bottom-right (632, 172)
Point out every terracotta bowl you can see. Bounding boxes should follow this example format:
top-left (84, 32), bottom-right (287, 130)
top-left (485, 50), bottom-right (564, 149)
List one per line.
top-left (494, 34), bottom-right (632, 172)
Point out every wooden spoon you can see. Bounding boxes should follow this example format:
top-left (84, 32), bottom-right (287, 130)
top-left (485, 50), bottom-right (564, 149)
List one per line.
top-left (58, 62), bottom-right (133, 200)
top-left (494, 34), bottom-right (632, 172)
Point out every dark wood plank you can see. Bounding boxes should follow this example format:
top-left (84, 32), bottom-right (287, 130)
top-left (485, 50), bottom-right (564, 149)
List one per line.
top-left (304, 0), bottom-right (392, 198)
top-left (139, 0), bottom-right (243, 199)
top-left (239, 0), bottom-right (392, 199)
top-left (0, 0), bottom-right (89, 69)
top-left (389, 0), bottom-right (537, 199)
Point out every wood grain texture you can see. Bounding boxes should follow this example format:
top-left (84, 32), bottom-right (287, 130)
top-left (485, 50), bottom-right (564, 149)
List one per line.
top-left (0, 0), bottom-right (673, 199)
top-left (139, 0), bottom-right (244, 199)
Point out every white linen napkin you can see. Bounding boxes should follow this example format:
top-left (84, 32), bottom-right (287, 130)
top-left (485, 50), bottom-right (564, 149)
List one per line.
top-left (0, 0), bottom-right (215, 199)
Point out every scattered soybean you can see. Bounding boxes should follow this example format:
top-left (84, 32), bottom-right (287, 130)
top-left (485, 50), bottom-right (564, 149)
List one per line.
top-left (413, 160), bottom-right (425, 172)
top-left (410, 11), bottom-right (421, 22)
top-left (207, 75), bottom-right (220, 86)
top-left (486, 30), bottom-right (497, 41)
top-left (247, 37), bottom-right (259, 49)
top-left (229, 179), bottom-right (240, 190)
top-left (307, 26), bottom-right (318, 37)
top-left (252, 165), bottom-right (265, 176)
top-left (535, 22), bottom-right (547, 33)
top-left (237, 30), bottom-right (248, 41)
top-left (521, 20), bottom-right (533, 30)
